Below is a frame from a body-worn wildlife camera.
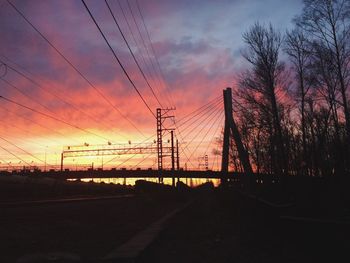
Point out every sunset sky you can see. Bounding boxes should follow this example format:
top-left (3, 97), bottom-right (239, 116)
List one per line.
top-left (0, 0), bottom-right (302, 170)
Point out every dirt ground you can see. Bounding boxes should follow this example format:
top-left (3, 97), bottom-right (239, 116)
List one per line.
top-left (1, 176), bottom-right (349, 262)
top-left (138, 188), bottom-right (350, 263)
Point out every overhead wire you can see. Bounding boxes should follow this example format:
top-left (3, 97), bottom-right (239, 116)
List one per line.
top-left (80, 0), bottom-right (156, 119)
top-left (135, 0), bottom-right (175, 107)
top-left (125, 0), bottom-right (170, 106)
top-left (0, 104), bottom-right (81, 144)
top-left (0, 78), bottom-right (59, 115)
top-left (0, 58), bottom-right (130, 142)
top-left (3, 0), bottom-right (226, 171)
top-left (105, 0), bottom-right (163, 109)
top-left (130, 152), bottom-right (154, 169)
top-left (0, 123), bottom-right (50, 148)
top-left (125, 0), bottom-right (167, 107)
top-left (106, 129), bottom-right (171, 168)
top-left (115, 0), bottom-right (165, 107)
top-left (102, 133), bottom-right (157, 167)
top-left (6, 0), bottom-right (145, 138)
top-left (0, 145), bottom-right (31, 166)
top-left (0, 135), bottom-right (50, 165)
top-left (0, 95), bottom-right (112, 142)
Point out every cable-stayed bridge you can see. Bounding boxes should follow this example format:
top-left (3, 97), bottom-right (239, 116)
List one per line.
top-left (1, 87), bottom-right (253, 184)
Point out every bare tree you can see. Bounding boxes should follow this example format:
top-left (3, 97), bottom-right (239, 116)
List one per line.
top-left (240, 22), bottom-right (287, 174)
top-left (284, 29), bottom-right (312, 175)
top-left (295, 0), bottom-right (350, 161)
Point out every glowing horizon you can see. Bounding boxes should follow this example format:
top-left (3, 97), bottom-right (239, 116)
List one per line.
top-left (0, 0), bottom-right (302, 170)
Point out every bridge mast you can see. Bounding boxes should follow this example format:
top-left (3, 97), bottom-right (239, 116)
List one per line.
top-left (221, 87), bottom-right (253, 174)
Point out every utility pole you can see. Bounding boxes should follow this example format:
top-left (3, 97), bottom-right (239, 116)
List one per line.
top-left (205, 154), bottom-right (208, 171)
top-left (221, 87), bottom-right (253, 178)
top-left (60, 153), bottom-right (64, 171)
top-left (171, 130), bottom-right (175, 186)
top-left (176, 139), bottom-right (180, 170)
top-left (44, 147), bottom-right (47, 172)
top-left (156, 107), bottom-right (175, 183)
top-left (156, 108), bottom-right (163, 173)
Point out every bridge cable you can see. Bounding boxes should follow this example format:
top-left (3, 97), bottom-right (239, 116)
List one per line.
top-left (203, 112), bottom-right (225, 157)
top-left (175, 100), bottom-right (222, 137)
top-left (179, 105), bottom-right (223, 169)
top-left (182, 106), bottom-right (223, 158)
top-left (177, 100), bottom-right (222, 136)
top-left (176, 96), bottom-right (221, 125)
top-left (185, 111), bottom-right (224, 168)
top-left (171, 96), bottom-right (222, 168)
top-left (175, 105), bottom-right (222, 170)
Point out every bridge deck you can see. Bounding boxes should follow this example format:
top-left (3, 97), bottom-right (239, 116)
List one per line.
top-left (1, 169), bottom-right (252, 179)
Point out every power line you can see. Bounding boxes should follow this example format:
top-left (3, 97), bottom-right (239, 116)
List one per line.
top-left (0, 77), bottom-right (58, 115)
top-left (0, 135), bottom-right (49, 165)
top-left (135, 0), bottom-right (175, 107)
top-left (125, 0), bottom-right (170, 108)
top-left (0, 95), bottom-right (111, 142)
top-left (124, 0), bottom-right (172, 108)
top-left (1, 122), bottom-right (50, 148)
top-left (115, 0), bottom-right (164, 107)
top-left (126, 0), bottom-right (175, 110)
top-left (1, 56), bottom-right (133, 141)
top-left (102, 133), bottom-right (157, 166)
top-left (1, 61), bottom-right (130, 141)
top-left (6, 0), bottom-right (145, 138)
top-left (0, 104), bottom-right (81, 144)
top-left (80, 0), bottom-right (156, 119)
top-left (105, 0), bottom-right (163, 109)
top-left (0, 145), bottom-right (31, 166)
top-left (131, 152), bottom-right (154, 169)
